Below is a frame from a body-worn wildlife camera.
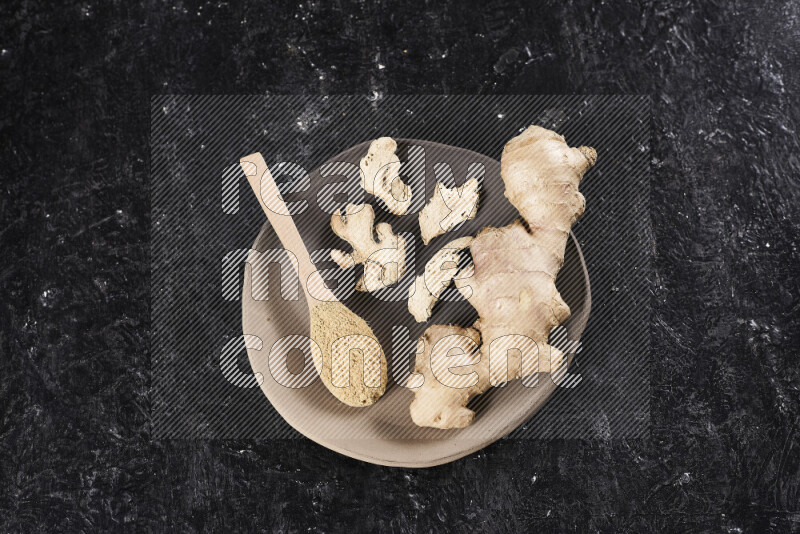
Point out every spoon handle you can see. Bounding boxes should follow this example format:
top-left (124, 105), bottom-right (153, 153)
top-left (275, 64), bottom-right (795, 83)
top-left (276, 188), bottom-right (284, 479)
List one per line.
top-left (240, 153), bottom-right (335, 304)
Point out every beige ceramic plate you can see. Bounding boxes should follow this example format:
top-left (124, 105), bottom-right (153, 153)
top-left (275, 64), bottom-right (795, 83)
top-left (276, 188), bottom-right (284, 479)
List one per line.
top-left (242, 139), bottom-right (591, 467)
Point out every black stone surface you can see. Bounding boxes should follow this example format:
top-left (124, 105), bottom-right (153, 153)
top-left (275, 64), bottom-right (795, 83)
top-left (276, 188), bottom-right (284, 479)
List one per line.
top-left (1, 1), bottom-right (798, 532)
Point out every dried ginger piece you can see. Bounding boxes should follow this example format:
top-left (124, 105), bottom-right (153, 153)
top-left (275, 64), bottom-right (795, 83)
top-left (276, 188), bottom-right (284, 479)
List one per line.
top-left (330, 203), bottom-right (407, 292)
top-left (407, 236), bottom-right (473, 322)
top-left (360, 137), bottom-right (412, 216)
top-left (418, 178), bottom-right (480, 245)
top-left (409, 126), bottom-right (596, 428)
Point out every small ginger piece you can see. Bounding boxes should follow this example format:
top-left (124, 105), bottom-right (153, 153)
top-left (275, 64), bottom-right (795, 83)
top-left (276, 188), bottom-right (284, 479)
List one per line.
top-left (360, 137), bottom-right (412, 215)
top-left (330, 203), bottom-right (407, 292)
top-left (418, 178), bottom-right (480, 245)
top-left (410, 125), bottom-right (596, 428)
top-left (407, 236), bottom-right (473, 322)
top-left (409, 324), bottom-right (483, 428)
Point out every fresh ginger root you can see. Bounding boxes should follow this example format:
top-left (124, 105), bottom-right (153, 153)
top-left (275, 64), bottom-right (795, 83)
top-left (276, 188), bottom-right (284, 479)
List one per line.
top-left (410, 126), bottom-right (596, 428)
top-left (330, 203), bottom-right (408, 292)
top-left (409, 324), bottom-right (483, 428)
top-left (360, 137), bottom-right (412, 215)
top-left (409, 319), bottom-right (567, 428)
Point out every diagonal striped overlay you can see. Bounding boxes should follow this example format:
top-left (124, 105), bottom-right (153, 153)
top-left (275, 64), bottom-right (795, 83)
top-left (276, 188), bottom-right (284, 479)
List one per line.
top-left (151, 95), bottom-right (651, 440)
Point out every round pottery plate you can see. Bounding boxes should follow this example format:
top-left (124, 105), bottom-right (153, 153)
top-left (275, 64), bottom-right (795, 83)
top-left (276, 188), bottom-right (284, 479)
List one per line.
top-left (242, 139), bottom-right (591, 467)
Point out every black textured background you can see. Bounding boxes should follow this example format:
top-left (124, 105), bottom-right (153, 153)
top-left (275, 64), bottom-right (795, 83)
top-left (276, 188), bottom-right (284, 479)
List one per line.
top-left (1, 1), bottom-right (798, 532)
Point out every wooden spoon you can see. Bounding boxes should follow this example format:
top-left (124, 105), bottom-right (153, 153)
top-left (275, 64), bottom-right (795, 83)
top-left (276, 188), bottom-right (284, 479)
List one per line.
top-left (240, 153), bottom-right (388, 407)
